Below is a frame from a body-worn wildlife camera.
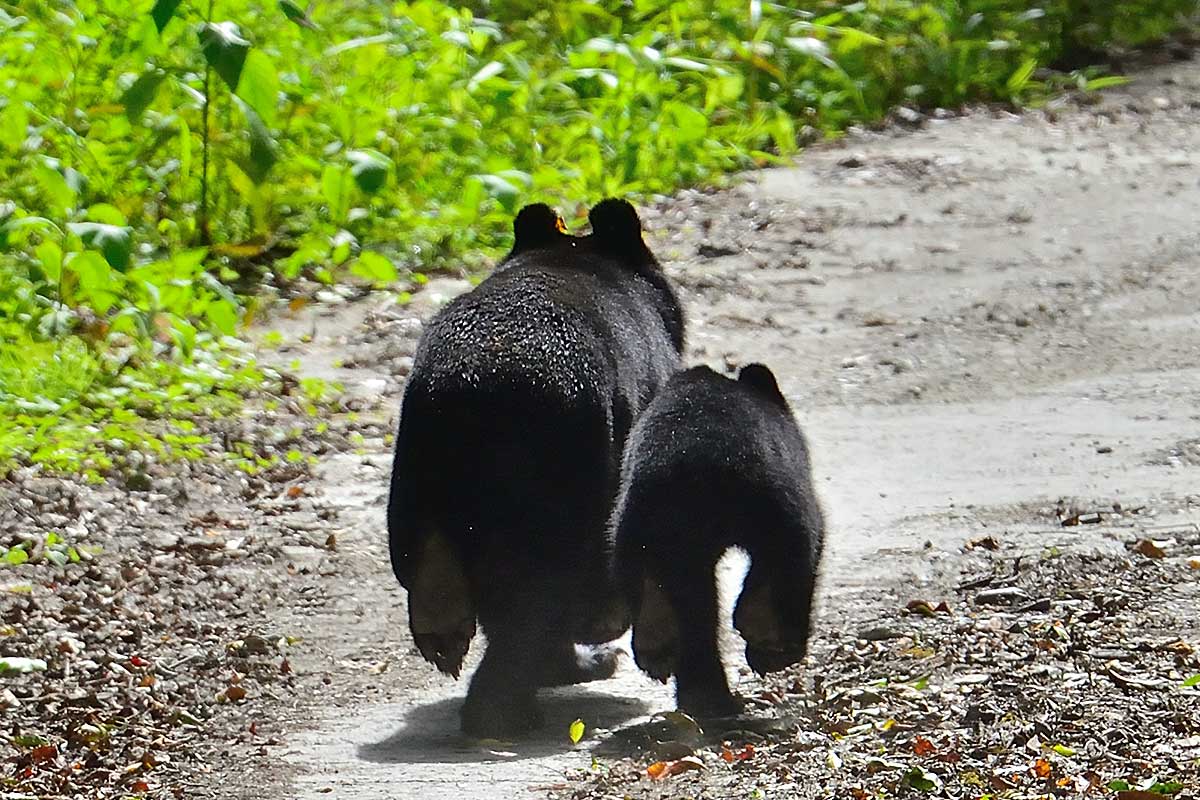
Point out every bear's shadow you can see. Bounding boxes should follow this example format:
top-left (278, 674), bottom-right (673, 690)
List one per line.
top-left (357, 686), bottom-right (655, 764)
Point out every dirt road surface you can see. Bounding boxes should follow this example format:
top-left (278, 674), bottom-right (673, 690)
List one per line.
top-left (233, 57), bottom-right (1200, 798)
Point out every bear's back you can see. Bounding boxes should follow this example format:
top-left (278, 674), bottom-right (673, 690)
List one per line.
top-left (407, 245), bottom-right (677, 408)
top-left (623, 365), bottom-right (809, 492)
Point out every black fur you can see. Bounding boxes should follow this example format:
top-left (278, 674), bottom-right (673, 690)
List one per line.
top-left (612, 364), bottom-right (824, 718)
top-left (388, 199), bottom-right (684, 737)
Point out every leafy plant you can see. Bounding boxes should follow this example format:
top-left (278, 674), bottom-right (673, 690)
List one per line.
top-left (0, 0), bottom-right (1194, 478)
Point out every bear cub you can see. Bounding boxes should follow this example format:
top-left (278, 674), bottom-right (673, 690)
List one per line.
top-left (612, 363), bottom-right (825, 718)
top-left (388, 199), bottom-right (684, 737)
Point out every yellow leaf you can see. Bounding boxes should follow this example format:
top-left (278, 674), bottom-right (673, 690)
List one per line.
top-left (568, 718), bottom-right (584, 745)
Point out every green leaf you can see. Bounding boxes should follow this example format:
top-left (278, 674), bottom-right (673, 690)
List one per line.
top-left (35, 240), bottom-right (63, 283)
top-left (0, 216), bottom-right (62, 250)
top-left (1149, 781), bottom-right (1185, 795)
top-left (0, 100), bottom-right (29, 151)
top-left (279, 0), bottom-right (319, 29)
top-left (322, 164), bottom-right (352, 223)
top-left (85, 203), bottom-right (128, 226)
top-left (1108, 781), bottom-right (1132, 792)
top-left (1006, 57), bottom-right (1038, 95)
top-left (237, 50), bottom-right (279, 125)
top-left (199, 22), bottom-right (251, 92)
top-left (0, 656), bottom-right (45, 672)
top-left (467, 60), bottom-right (505, 92)
top-left (569, 718), bottom-right (585, 745)
top-left (206, 299), bottom-right (238, 335)
top-left (33, 162), bottom-right (77, 217)
top-left (68, 222), bottom-right (133, 271)
top-left (902, 766), bottom-right (941, 793)
top-left (473, 174), bottom-right (520, 213)
top-left (1050, 743), bottom-right (1075, 757)
top-left (1084, 76), bottom-right (1130, 92)
top-left (350, 251), bottom-right (397, 286)
top-left (1181, 674), bottom-right (1200, 687)
top-left (122, 68), bottom-right (168, 122)
top-left (324, 33), bottom-right (393, 57)
top-left (233, 96), bottom-right (278, 183)
top-left (67, 251), bottom-right (121, 314)
top-left (151, 0), bottom-right (183, 33)
top-left (4, 547), bottom-right (29, 566)
top-left (347, 149), bottom-right (391, 193)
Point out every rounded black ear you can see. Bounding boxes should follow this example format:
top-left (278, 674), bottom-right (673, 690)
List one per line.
top-left (588, 198), bottom-right (649, 260)
top-left (738, 363), bottom-right (787, 407)
top-left (512, 203), bottom-right (567, 253)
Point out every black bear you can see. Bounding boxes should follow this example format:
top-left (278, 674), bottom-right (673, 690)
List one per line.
top-left (388, 199), bottom-right (684, 737)
top-left (612, 364), bottom-right (824, 718)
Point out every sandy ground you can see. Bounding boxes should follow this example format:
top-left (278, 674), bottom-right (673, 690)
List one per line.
top-left (217, 56), bottom-right (1200, 799)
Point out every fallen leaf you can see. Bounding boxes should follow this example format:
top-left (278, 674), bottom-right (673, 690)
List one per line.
top-left (966, 535), bottom-right (1000, 551)
top-left (1033, 758), bottom-right (1053, 778)
top-left (1133, 539), bottom-right (1166, 559)
top-left (913, 737), bottom-right (935, 756)
top-left (904, 765), bottom-right (942, 792)
top-left (30, 744), bottom-right (57, 764)
top-left (569, 718), bottom-right (584, 745)
top-left (225, 685), bottom-right (248, 702)
top-left (647, 756), bottom-right (704, 780)
top-left (906, 599), bottom-right (936, 617)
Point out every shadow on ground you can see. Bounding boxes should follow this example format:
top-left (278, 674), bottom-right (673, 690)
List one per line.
top-left (358, 687), bottom-right (654, 764)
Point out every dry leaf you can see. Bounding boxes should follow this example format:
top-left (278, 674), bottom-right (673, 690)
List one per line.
top-left (906, 599), bottom-right (936, 617)
top-left (647, 757), bottom-right (705, 780)
top-left (225, 685), bottom-right (248, 702)
top-left (30, 744), bottom-right (57, 764)
top-left (1133, 539), bottom-right (1166, 559)
top-left (1033, 758), bottom-right (1052, 778)
top-left (913, 737), bottom-right (935, 756)
top-left (966, 535), bottom-right (1000, 551)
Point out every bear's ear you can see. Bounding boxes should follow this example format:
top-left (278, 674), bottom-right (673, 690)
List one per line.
top-left (738, 363), bottom-right (787, 407)
top-left (588, 198), bottom-right (651, 262)
top-left (512, 203), bottom-right (568, 254)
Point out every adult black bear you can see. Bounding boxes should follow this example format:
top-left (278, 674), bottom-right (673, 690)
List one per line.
top-left (388, 199), bottom-right (684, 737)
top-left (612, 364), bottom-right (824, 718)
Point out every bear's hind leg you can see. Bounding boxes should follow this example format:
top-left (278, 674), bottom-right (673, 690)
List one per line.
top-left (665, 560), bottom-right (742, 719)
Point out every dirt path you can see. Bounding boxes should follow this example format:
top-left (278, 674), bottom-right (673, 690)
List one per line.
top-left (232, 58), bottom-right (1200, 798)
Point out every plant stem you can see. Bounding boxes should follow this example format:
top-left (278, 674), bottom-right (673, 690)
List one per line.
top-left (199, 61), bottom-right (212, 246)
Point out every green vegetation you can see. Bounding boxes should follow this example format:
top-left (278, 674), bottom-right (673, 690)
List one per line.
top-left (0, 0), bottom-right (1195, 477)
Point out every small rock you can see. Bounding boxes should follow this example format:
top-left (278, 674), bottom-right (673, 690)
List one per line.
top-left (857, 626), bottom-right (904, 642)
top-left (975, 587), bottom-right (1033, 606)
